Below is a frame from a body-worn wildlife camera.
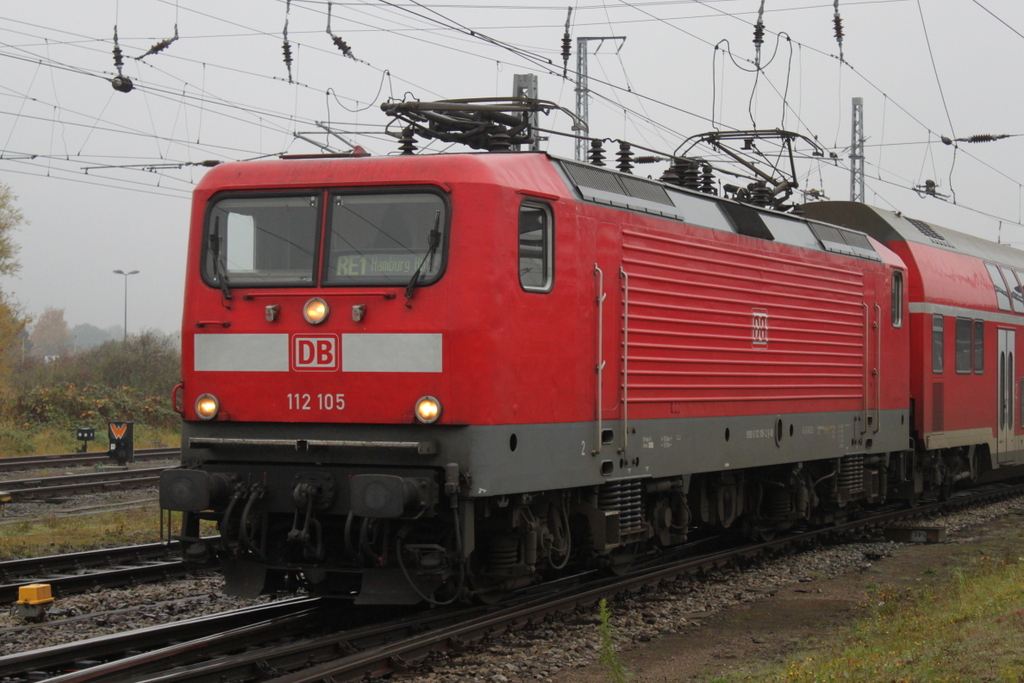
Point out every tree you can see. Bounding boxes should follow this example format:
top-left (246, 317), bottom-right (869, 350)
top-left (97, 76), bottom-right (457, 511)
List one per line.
top-left (70, 323), bottom-right (115, 351)
top-left (0, 185), bottom-right (27, 390)
top-left (0, 184), bottom-right (22, 278)
top-left (30, 307), bottom-right (71, 359)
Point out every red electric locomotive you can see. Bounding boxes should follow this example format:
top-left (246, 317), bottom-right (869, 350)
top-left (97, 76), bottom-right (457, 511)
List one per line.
top-left (162, 101), bottom-right (928, 603)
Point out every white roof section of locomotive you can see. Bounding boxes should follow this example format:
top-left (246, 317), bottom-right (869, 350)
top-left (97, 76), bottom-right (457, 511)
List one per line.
top-left (551, 156), bottom-right (884, 264)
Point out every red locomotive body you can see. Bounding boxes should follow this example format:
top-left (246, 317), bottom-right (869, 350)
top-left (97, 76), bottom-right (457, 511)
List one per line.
top-left (163, 150), bottom-right (916, 602)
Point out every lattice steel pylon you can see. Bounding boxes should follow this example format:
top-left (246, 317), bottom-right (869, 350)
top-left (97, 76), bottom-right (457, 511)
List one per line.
top-left (574, 36), bottom-right (626, 161)
top-left (512, 74), bottom-right (540, 152)
top-left (850, 97), bottom-right (865, 203)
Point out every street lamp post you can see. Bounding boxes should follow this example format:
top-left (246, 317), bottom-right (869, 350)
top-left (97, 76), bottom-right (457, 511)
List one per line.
top-left (113, 269), bottom-right (139, 341)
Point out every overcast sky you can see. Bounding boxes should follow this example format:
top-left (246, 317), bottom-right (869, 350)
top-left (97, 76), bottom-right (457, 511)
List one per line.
top-left (1, 0), bottom-right (1022, 335)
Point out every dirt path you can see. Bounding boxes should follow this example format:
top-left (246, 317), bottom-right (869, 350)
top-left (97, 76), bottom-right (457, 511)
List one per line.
top-left (555, 510), bottom-right (1024, 682)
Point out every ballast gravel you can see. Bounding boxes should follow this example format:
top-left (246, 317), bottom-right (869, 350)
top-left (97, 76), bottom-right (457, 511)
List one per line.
top-left (0, 495), bottom-right (1021, 680)
top-left (404, 496), bottom-right (1024, 683)
top-left (0, 577), bottom-right (276, 658)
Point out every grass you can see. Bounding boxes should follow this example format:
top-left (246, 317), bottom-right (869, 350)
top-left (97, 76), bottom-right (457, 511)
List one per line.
top-left (0, 425), bottom-right (181, 458)
top-left (32, 425), bottom-right (180, 456)
top-left (0, 501), bottom-right (171, 559)
top-left (712, 545), bottom-right (1024, 683)
top-left (598, 598), bottom-right (630, 683)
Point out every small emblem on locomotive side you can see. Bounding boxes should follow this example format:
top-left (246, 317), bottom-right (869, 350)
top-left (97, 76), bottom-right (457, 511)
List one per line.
top-left (292, 334), bottom-right (340, 371)
top-left (752, 308), bottom-right (769, 347)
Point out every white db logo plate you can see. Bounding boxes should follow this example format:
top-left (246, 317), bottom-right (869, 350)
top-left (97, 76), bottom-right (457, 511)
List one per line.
top-left (292, 335), bottom-right (339, 371)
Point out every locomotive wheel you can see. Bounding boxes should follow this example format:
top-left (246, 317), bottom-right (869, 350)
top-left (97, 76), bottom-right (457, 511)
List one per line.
top-left (605, 546), bottom-right (637, 576)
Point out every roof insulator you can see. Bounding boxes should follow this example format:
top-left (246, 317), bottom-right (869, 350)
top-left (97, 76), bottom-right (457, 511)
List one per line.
top-left (616, 141), bottom-right (634, 174)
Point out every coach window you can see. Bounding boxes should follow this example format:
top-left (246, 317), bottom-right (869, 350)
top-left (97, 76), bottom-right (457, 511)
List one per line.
top-left (974, 320), bottom-right (985, 373)
top-left (1000, 266), bottom-right (1024, 313)
top-left (519, 202), bottom-right (554, 292)
top-left (891, 270), bottom-right (904, 327)
top-left (985, 262), bottom-right (1012, 311)
top-left (955, 318), bottom-right (972, 374)
top-left (932, 314), bottom-right (944, 374)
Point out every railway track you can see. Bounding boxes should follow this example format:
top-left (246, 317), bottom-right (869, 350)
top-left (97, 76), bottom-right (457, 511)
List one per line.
top-left (0, 467), bottom-right (168, 502)
top-left (0, 541), bottom-right (207, 604)
top-left (0, 447), bottom-right (179, 474)
top-left (6, 481), bottom-right (1022, 683)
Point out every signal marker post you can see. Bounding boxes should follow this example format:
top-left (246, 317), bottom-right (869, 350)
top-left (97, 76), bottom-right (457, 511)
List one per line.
top-left (108, 421), bottom-right (135, 465)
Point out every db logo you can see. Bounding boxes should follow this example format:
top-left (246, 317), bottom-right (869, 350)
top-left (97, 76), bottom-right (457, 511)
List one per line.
top-left (751, 308), bottom-right (769, 348)
top-left (292, 335), bottom-right (339, 371)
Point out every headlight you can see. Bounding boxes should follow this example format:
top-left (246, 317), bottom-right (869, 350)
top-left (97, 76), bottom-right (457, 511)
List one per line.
top-left (415, 396), bottom-right (441, 424)
top-left (195, 394), bottom-right (220, 420)
top-left (303, 297), bottom-right (329, 324)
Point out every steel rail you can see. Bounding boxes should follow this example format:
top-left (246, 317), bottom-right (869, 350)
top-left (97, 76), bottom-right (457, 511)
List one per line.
top-left (0, 448), bottom-right (180, 473)
top-left (2, 467), bottom-right (168, 501)
top-left (8, 482), bottom-right (1024, 683)
top-left (0, 541), bottom-right (200, 603)
top-left (0, 598), bottom-right (321, 680)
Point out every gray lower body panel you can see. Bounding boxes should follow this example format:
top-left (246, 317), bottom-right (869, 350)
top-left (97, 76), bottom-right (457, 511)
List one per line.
top-left (182, 408), bottom-right (908, 498)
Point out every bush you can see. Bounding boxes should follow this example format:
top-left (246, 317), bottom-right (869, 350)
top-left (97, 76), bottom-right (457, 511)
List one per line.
top-left (12, 382), bottom-right (180, 432)
top-left (0, 330), bottom-right (182, 455)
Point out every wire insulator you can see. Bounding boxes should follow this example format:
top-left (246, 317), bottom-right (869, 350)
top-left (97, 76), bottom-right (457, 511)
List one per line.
top-left (136, 25), bottom-right (179, 60)
top-left (283, 2), bottom-right (293, 82)
top-left (616, 141), bottom-right (633, 174)
top-left (112, 26), bottom-right (125, 73)
top-left (561, 7), bottom-right (572, 78)
top-left (659, 158), bottom-right (684, 186)
top-left (833, 1), bottom-right (845, 61)
top-left (487, 129), bottom-right (512, 152)
top-left (633, 155), bottom-right (659, 165)
top-left (282, 39), bottom-right (293, 82)
top-left (753, 21), bottom-right (764, 49)
top-left (833, 15), bottom-right (844, 42)
top-left (681, 159), bottom-right (700, 191)
top-left (752, 0), bottom-right (766, 68)
top-left (966, 134), bottom-right (1008, 143)
top-left (398, 127), bottom-right (417, 155)
top-left (588, 139), bottom-right (605, 166)
top-left (331, 35), bottom-right (350, 55)
top-left (750, 181), bottom-right (771, 206)
top-left (753, 0), bottom-right (766, 50)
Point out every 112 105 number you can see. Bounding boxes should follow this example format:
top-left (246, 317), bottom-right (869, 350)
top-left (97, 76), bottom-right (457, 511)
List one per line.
top-left (286, 393), bottom-right (346, 410)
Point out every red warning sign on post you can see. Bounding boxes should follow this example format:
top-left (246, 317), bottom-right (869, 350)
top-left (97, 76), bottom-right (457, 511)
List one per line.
top-left (108, 421), bottom-right (135, 465)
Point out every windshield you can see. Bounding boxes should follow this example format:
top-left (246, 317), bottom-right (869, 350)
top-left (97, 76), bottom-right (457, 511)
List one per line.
top-left (205, 195), bottom-right (319, 286)
top-left (202, 189), bottom-right (448, 290)
top-left (324, 192), bottom-right (447, 286)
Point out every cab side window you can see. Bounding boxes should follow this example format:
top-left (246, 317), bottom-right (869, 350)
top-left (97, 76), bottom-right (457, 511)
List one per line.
top-left (519, 202), bottom-right (554, 292)
top-left (891, 270), bottom-right (904, 327)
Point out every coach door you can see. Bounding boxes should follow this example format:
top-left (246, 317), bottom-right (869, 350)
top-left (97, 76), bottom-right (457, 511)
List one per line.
top-left (998, 328), bottom-right (1016, 462)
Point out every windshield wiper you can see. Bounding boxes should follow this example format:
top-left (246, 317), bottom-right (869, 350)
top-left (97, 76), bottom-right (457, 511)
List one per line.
top-left (210, 216), bottom-right (232, 300)
top-left (404, 210), bottom-right (441, 306)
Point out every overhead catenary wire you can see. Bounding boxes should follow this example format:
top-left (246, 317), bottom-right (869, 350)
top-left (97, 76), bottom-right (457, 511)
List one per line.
top-left (0, 0), bottom-right (1021, 220)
